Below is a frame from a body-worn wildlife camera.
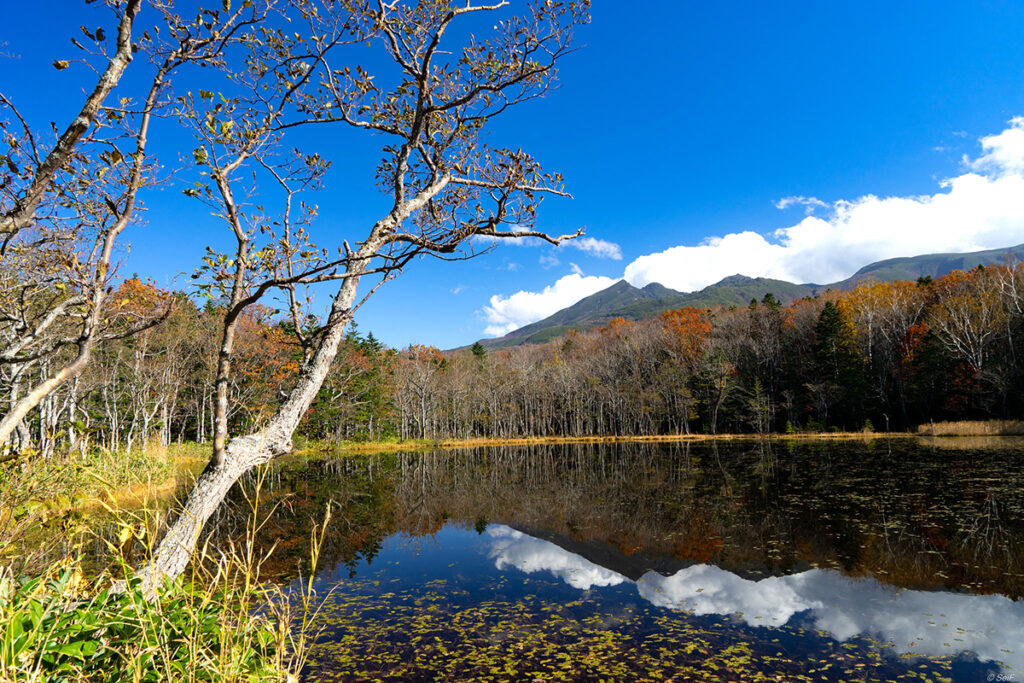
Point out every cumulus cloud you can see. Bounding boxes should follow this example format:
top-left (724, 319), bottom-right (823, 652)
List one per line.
top-left (969, 116), bottom-right (1024, 176)
top-left (482, 270), bottom-right (617, 336)
top-left (626, 117), bottom-right (1024, 291)
top-left (479, 118), bottom-right (1024, 336)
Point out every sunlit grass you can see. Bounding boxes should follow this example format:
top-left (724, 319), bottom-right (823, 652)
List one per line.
top-left (916, 420), bottom-right (1024, 436)
top-left (0, 466), bottom-right (329, 683)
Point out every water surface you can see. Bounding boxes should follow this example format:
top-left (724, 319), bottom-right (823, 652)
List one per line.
top-left (208, 438), bottom-right (1024, 681)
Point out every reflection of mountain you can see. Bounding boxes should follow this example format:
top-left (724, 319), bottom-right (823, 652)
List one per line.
top-left (487, 525), bottom-right (1024, 673)
top-left (220, 440), bottom-right (1024, 599)
top-left (488, 527), bottom-right (628, 590)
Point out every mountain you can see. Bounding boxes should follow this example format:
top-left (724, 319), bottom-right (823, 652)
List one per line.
top-left (847, 244), bottom-right (1024, 284)
top-left (482, 281), bottom-right (691, 348)
top-left (472, 243), bottom-right (1024, 350)
top-left (476, 276), bottom-right (814, 349)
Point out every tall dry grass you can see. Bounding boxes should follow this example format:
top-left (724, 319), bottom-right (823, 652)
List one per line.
top-left (916, 420), bottom-right (1024, 437)
top-left (0, 466), bottom-right (329, 682)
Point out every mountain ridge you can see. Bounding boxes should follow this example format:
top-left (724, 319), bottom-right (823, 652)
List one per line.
top-left (469, 243), bottom-right (1024, 350)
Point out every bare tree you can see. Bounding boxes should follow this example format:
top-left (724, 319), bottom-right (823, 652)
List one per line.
top-left (139, 0), bottom-right (589, 589)
top-left (0, 0), bottom-right (269, 452)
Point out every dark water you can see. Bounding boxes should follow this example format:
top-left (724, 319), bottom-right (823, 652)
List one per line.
top-left (208, 438), bottom-right (1024, 681)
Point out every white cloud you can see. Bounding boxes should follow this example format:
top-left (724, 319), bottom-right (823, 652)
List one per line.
top-left (482, 270), bottom-right (617, 336)
top-left (450, 285), bottom-right (465, 295)
top-left (625, 117), bottom-right (1024, 291)
top-left (624, 231), bottom-right (793, 292)
top-left (774, 195), bottom-right (827, 213)
top-left (480, 229), bottom-right (621, 260)
top-left (478, 118), bottom-right (1024, 335)
top-left (969, 116), bottom-right (1024, 176)
top-left (564, 236), bottom-right (623, 260)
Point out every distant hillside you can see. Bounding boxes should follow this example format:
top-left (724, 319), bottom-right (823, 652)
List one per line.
top-left (847, 244), bottom-right (1024, 284)
top-left (479, 281), bottom-right (689, 349)
top-left (477, 276), bottom-right (815, 350)
top-left (471, 243), bottom-right (1024, 350)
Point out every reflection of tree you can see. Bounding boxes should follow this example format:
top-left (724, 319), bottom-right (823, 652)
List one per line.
top-left (200, 457), bottom-right (403, 583)
top-left (201, 440), bottom-right (1024, 598)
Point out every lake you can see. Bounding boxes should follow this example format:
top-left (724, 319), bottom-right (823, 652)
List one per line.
top-left (205, 438), bottom-right (1024, 681)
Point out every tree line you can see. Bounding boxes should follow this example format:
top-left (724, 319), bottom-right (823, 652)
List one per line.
top-left (386, 264), bottom-right (1024, 438)
top-left (5, 262), bottom-right (1023, 454)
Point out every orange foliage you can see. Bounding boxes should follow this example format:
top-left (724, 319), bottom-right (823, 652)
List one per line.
top-left (659, 307), bottom-right (710, 358)
top-left (403, 344), bottom-right (444, 364)
top-left (598, 317), bottom-right (634, 337)
top-left (111, 277), bottom-right (173, 317)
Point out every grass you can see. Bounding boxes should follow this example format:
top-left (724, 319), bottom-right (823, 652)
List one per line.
top-left (0, 466), bottom-right (328, 683)
top-left (0, 440), bottom-right (209, 578)
top-left (916, 420), bottom-right (1024, 436)
top-left (319, 431), bottom-right (895, 457)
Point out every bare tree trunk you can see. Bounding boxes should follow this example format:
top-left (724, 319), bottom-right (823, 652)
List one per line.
top-left (0, 346), bottom-right (93, 446)
top-left (5, 373), bottom-right (32, 452)
top-left (138, 267), bottom-right (367, 591)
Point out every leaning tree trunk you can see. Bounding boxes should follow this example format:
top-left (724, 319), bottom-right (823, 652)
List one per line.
top-left (136, 270), bottom-right (365, 593)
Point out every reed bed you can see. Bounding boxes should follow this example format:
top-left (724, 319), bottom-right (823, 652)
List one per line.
top-left (916, 420), bottom-right (1024, 436)
top-left (325, 431), bottom-right (896, 456)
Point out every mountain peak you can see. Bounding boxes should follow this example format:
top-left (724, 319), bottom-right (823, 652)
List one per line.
top-left (605, 279), bottom-right (637, 293)
top-left (714, 274), bottom-right (759, 287)
top-left (641, 282), bottom-right (683, 297)
top-left (469, 243), bottom-right (1024, 351)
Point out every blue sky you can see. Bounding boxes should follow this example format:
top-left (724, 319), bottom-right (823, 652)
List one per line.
top-left (5, 2), bottom-right (1024, 348)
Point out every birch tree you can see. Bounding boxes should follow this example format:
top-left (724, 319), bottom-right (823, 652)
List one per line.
top-left (140, 0), bottom-right (589, 590)
top-left (0, 0), bottom-right (268, 452)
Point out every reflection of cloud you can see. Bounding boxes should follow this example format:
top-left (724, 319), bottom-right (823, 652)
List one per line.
top-left (645, 567), bottom-right (1024, 672)
top-left (637, 564), bottom-right (818, 626)
top-left (487, 527), bottom-right (1024, 672)
top-left (486, 526), bottom-right (628, 590)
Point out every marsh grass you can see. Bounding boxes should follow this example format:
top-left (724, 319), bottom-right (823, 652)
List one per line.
top-left (0, 445), bottom-right (181, 573)
top-left (319, 431), bottom-right (892, 458)
top-left (916, 420), bottom-right (1024, 436)
top-left (0, 465), bottom-right (330, 682)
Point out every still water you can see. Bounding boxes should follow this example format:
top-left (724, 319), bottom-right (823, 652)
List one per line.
top-left (208, 438), bottom-right (1024, 681)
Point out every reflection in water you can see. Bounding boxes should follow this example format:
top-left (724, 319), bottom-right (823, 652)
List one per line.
top-left (487, 526), bottom-right (629, 590)
top-left (190, 438), bottom-right (1024, 680)
top-left (487, 523), bottom-right (1022, 672)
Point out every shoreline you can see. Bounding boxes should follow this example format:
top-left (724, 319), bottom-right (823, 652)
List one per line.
top-left (331, 431), bottom-right (908, 455)
top-left (18, 430), bottom-right (1024, 518)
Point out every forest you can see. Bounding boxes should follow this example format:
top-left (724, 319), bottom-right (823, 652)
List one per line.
top-left (6, 261), bottom-right (1023, 456)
